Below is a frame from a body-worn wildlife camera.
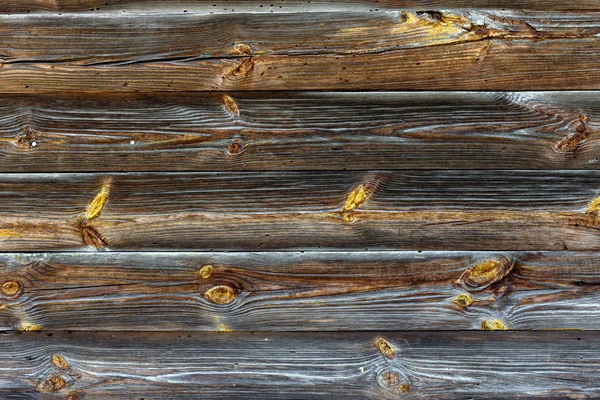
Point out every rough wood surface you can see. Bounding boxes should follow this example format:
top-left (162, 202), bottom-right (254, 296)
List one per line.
top-left (0, 331), bottom-right (597, 399)
top-left (2, 171), bottom-right (600, 251)
top-left (1, 92), bottom-right (599, 172)
top-left (0, 10), bottom-right (599, 91)
top-left (3, 1), bottom-right (600, 12)
top-left (1, 252), bottom-right (599, 331)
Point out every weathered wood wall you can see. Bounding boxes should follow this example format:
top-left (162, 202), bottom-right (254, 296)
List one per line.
top-left (0, 1), bottom-right (599, 398)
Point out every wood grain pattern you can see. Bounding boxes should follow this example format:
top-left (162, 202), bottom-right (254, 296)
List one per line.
top-left (1, 92), bottom-right (600, 172)
top-left (0, 331), bottom-right (597, 399)
top-left (1, 0), bottom-right (600, 12)
top-left (0, 10), bottom-right (599, 91)
top-left (2, 171), bottom-right (600, 251)
top-left (1, 252), bottom-right (600, 331)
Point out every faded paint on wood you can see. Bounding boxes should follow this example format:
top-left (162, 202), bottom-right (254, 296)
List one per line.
top-left (0, 92), bottom-right (599, 172)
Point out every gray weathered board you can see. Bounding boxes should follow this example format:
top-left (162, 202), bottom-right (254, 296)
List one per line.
top-left (0, 1), bottom-right (599, 398)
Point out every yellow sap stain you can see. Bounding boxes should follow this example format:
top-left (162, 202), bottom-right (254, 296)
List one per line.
top-left (19, 321), bottom-right (41, 331)
top-left (481, 319), bottom-right (508, 331)
top-left (342, 185), bottom-right (371, 212)
top-left (198, 265), bottom-right (214, 279)
top-left (375, 338), bottom-right (396, 359)
top-left (84, 181), bottom-right (111, 221)
top-left (588, 197), bottom-right (600, 213)
top-left (453, 293), bottom-right (474, 307)
top-left (0, 229), bottom-right (21, 238)
top-left (211, 315), bottom-right (232, 332)
top-left (391, 11), bottom-right (475, 45)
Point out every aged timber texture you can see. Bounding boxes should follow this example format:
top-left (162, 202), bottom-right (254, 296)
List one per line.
top-left (2, 171), bottom-right (600, 251)
top-left (1, 252), bottom-right (600, 331)
top-left (0, 92), bottom-right (599, 172)
top-left (1, 0), bottom-right (599, 398)
top-left (0, 9), bottom-right (599, 91)
top-left (0, 331), bottom-right (598, 399)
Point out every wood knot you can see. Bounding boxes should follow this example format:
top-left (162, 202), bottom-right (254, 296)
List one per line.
top-left (234, 43), bottom-right (253, 55)
top-left (82, 182), bottom-right (110, 222)
top-left (39, 354), bottom-right (79, 393)
top-left (375, 338), bottom-right (396, 359)
top-left (51, 355), bottom-right (70, 371)
top-left (78, 180), bottom-right (111, 251)
top-left (458, 256), bottom-right (514, 291)
top-left (223, 57), bottom-right (255, 83)
top-left (80, 224), bottom-right (107, 251)
top-left (330, 183), bottom-right (377, 223)
top-left (227, 139), bottom-right (244, 155)
top-left (198, 265), bottom-right (213, 279)
top-left (376, 369), bottom-right (410, 394)
top-left (554, 113), bottom-right (593, 153)
top-left (1, 280), bottom-right (22, 297)
top-left (453, 293), bottom-right (473, 307)
top-left (204, 285), bottom-right (237, 305)
top-left (14, 127), bottom-right (36, 150)
top-left (481, 318), bottom-right (508, 331)
top-left (222, 95), bottom-right (240, 117)
top-left (587, 197), bottom-right (600, 214)
top-left (38, 374), bottom-right (68, 392)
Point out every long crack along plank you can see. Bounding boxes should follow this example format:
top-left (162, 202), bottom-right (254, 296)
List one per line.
top-left (0, 331), bottom-right (597, 399)
top-left (2, 171), bottom-right (600, 251)
top-left (1, 92), bottom-right (599, 172)
top-left (1, 252), bottom-right (600, 331)
top-left (0, 10), bottom-right (599, 91)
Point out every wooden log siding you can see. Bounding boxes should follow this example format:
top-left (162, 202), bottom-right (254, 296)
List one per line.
top-left (0, 10), bottom-right (599, 91)
top-left (0, 252), bottom-right (600, 331)
top-left (3, 1), bottom-right (600, 12)
top-left (0, 331), bottom-right (598, 399)
top-left (1, 0), bottom-right (599, 397)
top-left (1, 92), bottom-right (599, 172)
top-left (2, 171), bottom-right (600, 251)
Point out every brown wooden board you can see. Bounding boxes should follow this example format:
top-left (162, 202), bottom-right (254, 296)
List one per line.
top-left (3, 1), bottom-right (600, 12)
top-left (1, 92), bottom-right (599, 172)
top-left (0, 10), bottom-right (599, 91)
top-left (1, 252), bottom-right (599, 331)
top-left (0, 331), bottom-right (597, 399)
top-left (1, 171), bottom-right (600, 251)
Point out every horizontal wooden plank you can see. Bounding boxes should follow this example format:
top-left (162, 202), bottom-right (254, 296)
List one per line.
top-left (0, 10), bottom-right (599, 91)
top-left (0, 331), bottom-right (596, 398)
top-left (1, 171), bottom-right (600, 251)
top-left (2, 0), bottom-right (599, 13)
top-left (1, 252), bottom-right (600, 331)
top-left (2, 92), bottom-right (600, 171)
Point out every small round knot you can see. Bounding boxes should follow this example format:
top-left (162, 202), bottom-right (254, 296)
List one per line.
top-left (1, 280), bottom-right (22, 297)
top-left (38, 374), bottom-right (68, 392)
top-left (204, 285), bottom-right (237, 305)
top-left (227, 140), bottom-right (244, 155)
top-left (375, 338), bottom-right (396, 359)
top-left (377, 368), bottom-right (410, 394)
top-left (198, 265), bottom-right (214, 279)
